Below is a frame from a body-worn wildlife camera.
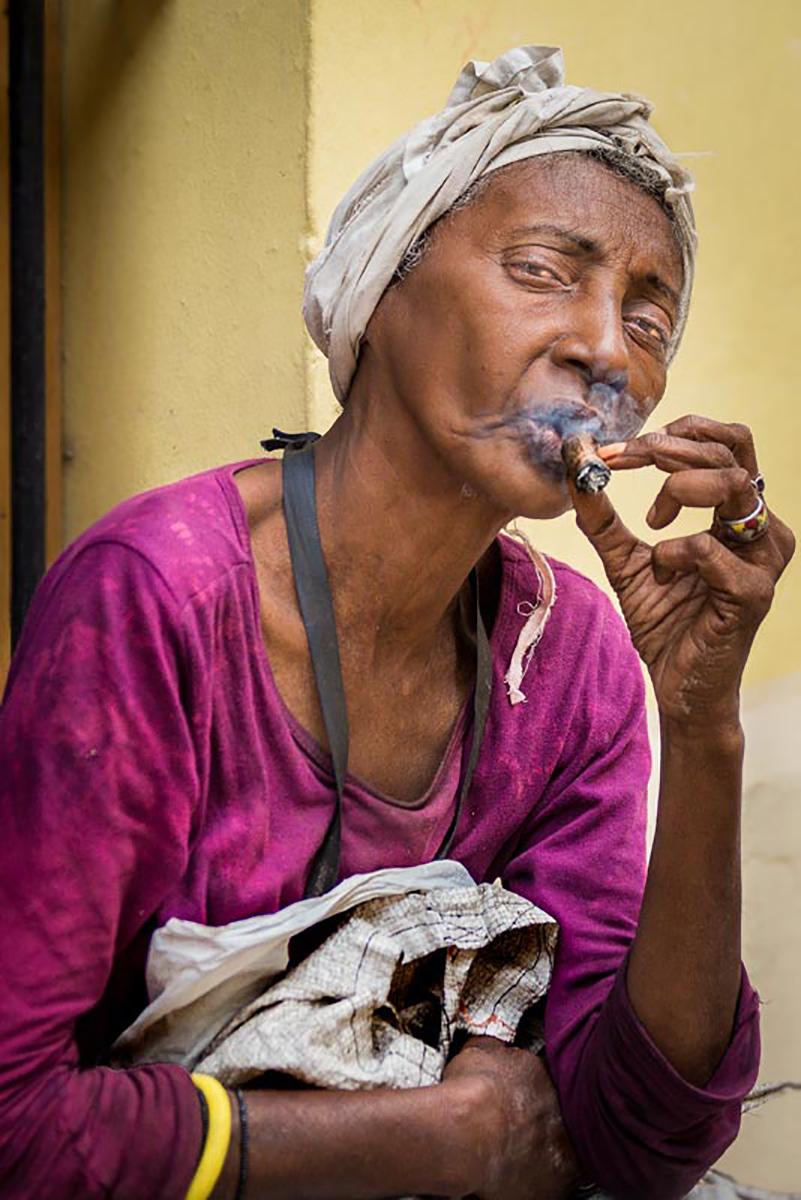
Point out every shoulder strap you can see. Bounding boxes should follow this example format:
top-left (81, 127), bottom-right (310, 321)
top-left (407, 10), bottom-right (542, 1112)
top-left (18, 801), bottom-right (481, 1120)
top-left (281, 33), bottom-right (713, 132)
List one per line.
top-left (437, 580), bottom-right (491, 860)
top-left (281, 443), bottom-right (492, 897)
top-left (282, 446), bottom-right (347, 896)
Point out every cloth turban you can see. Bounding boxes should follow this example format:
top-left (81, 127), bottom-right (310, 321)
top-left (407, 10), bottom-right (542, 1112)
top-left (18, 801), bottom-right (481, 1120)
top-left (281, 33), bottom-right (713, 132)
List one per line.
top-left (303, 44), bottom-right (697, 404)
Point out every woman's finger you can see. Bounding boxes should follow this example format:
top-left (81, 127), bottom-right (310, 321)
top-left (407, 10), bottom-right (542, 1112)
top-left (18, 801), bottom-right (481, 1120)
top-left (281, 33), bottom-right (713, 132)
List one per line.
top-left (646, 466), bottom-right (756, 529)
top-left (766, 511), bottom-right (798, 573)
top-left (660, 414), bottom-right (759, 476)
top-left (569, 478), bottom-right (642, 583)
top-left (651, 532), bottom-right (775, 617)
top-left (600, 433), bottom-right (735, 473)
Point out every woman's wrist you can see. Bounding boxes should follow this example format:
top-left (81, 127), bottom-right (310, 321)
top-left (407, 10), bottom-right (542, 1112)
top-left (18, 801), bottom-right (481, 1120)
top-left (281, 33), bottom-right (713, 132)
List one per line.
top-left (657, 709), bottom-right (745, 826)
top-left (435, 1076), bottom-right (496, 1195)
top-left (659, 704), bottom-right (744, 755)
top-left (393, 1078), bottom-right (486, 1196)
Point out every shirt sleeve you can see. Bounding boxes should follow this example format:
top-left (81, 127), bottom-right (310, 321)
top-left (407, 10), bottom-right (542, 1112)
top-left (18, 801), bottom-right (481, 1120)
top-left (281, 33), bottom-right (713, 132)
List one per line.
top-left (0, 542), bottom-right (204, 1199)
top-left (502, 605), bottom-right (761, 1200)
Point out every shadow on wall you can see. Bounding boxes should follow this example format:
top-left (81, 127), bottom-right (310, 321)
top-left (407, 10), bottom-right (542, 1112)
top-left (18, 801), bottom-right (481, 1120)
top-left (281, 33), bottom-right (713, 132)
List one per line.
top-left (67, 0), bottom-right (172, 143)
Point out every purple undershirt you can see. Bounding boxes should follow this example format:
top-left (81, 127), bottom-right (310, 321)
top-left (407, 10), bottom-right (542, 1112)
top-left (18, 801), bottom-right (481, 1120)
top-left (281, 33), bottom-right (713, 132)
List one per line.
top-left (0, 461), bottom-right (760, 1199)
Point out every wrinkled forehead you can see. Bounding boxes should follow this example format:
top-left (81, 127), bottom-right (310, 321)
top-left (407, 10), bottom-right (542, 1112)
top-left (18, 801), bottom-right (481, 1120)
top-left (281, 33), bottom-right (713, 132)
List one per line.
top-left (446, 153), bottom-right (684, 289)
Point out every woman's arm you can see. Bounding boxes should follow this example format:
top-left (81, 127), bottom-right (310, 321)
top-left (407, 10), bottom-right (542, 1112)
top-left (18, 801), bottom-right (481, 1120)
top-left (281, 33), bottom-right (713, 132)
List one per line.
top-left (0, 537), bottom-right (576, 1200)
top-left (210, 1049), bottom-right (579, 1200)
top-left (212, 1082), bottom-right (470, 1200)
top-left (627, 717), bottom-right (744, 1084)
top-left (501, 575), bottom-right (762, 1200)
top-left (582, 416), bottom-right (794, 1088)
top-left (0, 543), bottom-right (205, 1198)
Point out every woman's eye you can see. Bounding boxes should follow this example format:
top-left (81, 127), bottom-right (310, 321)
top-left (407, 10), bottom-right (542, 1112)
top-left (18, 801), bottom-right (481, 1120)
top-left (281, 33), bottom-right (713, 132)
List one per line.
top-left (626, 315), bottom-right (670, 349)
top-left (511, 261), bottom-right (564, 283)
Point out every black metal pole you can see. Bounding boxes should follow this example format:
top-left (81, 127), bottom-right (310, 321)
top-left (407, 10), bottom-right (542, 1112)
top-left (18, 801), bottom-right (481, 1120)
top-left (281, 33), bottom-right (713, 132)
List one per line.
top-left (9, 0), bottom-right (46, 647)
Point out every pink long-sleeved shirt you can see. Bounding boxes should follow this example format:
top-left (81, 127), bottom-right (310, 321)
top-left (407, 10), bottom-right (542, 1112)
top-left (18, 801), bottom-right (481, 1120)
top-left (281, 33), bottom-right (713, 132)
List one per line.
top-left (0, 461), bottom-right (760, 1199)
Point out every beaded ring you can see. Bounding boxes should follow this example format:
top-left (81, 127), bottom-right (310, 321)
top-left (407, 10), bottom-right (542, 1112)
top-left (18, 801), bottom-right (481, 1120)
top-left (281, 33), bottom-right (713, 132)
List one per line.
top-left (715, 492), bottom-right (770, 545)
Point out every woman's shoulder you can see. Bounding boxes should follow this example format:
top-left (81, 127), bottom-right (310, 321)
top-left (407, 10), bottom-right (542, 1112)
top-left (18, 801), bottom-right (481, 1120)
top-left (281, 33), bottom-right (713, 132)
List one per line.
top-left (7, 462), bottom-right (263, 683)
top-left (52, 459), bottom-right (261, 610)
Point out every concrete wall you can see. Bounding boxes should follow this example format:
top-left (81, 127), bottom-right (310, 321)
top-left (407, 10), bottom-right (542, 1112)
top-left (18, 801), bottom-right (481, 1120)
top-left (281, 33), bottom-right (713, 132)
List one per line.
top-left (61, 0), bottom-right (310, 541)
top-left (61, 0), bottom-right (800, 1187)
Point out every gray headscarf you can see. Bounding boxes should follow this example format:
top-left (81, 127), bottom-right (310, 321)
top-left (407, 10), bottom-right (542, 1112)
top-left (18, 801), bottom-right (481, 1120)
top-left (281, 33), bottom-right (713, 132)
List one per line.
top-left (303, 45), bottom-right (696, 403)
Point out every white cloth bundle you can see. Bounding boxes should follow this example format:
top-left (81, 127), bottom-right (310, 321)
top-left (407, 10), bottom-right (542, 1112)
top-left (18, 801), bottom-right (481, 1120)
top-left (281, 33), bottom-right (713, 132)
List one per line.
top-left (304, 44), bottom-right (697, 402)
top-left (113, 861), bottom-right (557, 1086)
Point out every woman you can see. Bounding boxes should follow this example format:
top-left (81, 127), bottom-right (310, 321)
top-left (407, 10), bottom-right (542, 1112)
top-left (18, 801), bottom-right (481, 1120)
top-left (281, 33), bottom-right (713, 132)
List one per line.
top-left (0, 44), bottom-right (794, 1200)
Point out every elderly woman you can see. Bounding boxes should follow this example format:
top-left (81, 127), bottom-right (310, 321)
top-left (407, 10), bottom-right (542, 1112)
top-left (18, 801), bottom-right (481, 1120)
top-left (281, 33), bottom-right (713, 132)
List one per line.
top-left (0, 44), bottom-right (794, 1200)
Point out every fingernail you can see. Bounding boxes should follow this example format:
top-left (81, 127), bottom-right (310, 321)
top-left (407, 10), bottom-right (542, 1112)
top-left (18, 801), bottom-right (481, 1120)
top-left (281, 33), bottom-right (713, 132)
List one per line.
top-left (646, 503), bottom-right (658, 526)
top-left (599, 442), bottom-right (627, 459)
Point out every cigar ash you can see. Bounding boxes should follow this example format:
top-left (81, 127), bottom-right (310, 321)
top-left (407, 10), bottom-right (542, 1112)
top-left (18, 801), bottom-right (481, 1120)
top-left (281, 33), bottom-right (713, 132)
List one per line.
top-left (561, 433), bottom-right (612, 494)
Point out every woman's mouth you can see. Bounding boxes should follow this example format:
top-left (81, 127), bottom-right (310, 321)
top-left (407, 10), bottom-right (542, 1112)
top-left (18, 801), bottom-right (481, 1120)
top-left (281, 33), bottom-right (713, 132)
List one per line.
top-left (471, 386), bottom-right (644, 479)
top-left (472, 402), bottom-right (600, 475)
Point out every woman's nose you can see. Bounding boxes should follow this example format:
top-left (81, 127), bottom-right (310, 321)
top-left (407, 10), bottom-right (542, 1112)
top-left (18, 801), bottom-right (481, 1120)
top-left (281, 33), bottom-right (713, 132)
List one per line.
top-left (550, 289), bottom-right (630, 385)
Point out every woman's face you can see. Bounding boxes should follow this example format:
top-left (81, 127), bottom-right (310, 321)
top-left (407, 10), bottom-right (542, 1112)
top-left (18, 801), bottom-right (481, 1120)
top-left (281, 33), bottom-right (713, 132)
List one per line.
top-left (362, 153), bottom-right (684, 519)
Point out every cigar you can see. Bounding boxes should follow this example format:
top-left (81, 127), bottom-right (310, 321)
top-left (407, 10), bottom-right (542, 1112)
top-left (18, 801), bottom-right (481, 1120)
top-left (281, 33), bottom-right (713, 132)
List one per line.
top-left (561, 433), bottom-right (612, 494)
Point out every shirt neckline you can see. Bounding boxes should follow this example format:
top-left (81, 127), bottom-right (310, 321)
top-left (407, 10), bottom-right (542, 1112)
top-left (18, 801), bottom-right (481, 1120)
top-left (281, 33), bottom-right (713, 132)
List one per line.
top-left (216, 457), bottom-right (519, 811)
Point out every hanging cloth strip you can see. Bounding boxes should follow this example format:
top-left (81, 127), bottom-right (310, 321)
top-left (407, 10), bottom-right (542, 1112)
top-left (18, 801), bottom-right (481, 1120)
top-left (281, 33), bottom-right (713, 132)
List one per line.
top-left (269, 431), bottom-right (493, 899)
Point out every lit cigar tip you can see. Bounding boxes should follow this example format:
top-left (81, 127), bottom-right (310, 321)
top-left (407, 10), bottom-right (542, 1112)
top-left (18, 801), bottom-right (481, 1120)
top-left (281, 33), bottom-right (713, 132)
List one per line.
top-left (561, 432), bottom-right (612, 494)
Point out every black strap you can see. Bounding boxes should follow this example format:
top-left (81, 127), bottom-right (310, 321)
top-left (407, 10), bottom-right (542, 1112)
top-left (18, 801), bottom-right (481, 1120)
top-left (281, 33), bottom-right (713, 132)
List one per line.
top-left (437, 572), bottom-right (492, 861)
top-left (282, 447), bottom-right (347, 896)
top-left (280, 441), bottom-right (492, 898)
top-left (261, 428), bottom-right (321, 454)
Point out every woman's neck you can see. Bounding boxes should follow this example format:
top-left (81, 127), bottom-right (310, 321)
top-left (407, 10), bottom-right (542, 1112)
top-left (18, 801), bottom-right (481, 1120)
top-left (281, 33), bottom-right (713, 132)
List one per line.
top-left (313, 386), bottom-right (509, 656)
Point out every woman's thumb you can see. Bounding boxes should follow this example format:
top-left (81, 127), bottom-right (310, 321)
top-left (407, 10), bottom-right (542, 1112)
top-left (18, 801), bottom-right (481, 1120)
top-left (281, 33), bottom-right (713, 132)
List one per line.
top-left (569, 479), bottom-right (638, 576)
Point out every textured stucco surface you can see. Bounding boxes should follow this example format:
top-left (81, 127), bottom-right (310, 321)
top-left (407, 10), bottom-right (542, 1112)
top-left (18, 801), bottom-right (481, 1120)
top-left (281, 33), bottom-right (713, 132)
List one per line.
top-left (722, 674), bottom-right (801, 1188)
top-left (62, 0), bottom-right (310, 540)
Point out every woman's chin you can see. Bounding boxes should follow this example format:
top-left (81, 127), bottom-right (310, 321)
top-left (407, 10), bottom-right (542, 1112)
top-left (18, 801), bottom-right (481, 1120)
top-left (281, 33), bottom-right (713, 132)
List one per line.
top-left (499, 458), bottom-right (572, 521)
top-left (516, 486), bottom-right (572, 521)
top-left (470, 469), bottom-right (571, 522)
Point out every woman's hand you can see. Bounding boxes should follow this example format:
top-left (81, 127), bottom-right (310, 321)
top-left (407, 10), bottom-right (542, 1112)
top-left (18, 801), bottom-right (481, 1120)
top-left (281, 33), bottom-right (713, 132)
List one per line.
top-left (443, 1036), bottom-right (580, 1200)
top-left (574, 415), bottom-right (795, 726)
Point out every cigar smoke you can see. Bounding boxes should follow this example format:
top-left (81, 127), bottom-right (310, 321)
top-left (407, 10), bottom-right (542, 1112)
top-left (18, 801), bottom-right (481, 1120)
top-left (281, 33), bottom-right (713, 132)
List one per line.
top-left (473, 381), bottom-right (643, 482)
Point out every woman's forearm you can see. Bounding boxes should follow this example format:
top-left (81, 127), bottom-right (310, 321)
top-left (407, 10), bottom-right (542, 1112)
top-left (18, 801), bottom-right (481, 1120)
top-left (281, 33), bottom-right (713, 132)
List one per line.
top-left (626, 715), bottom-right (745, 1086)
top-left (212, 1080), bottom-right (476, 1200)
top-left (573, 417), bottom-right (793, 1088)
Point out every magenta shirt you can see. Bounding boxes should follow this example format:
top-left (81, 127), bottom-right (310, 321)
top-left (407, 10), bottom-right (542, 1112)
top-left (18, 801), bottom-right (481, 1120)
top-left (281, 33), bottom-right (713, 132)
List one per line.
top-left (0, 461), bottom-right (759, 1199)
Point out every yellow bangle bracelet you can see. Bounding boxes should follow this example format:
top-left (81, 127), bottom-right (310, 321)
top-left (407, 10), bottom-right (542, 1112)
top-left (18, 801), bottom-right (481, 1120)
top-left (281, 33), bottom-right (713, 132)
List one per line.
top-left (186, 1073), bottom-right (233, 1200)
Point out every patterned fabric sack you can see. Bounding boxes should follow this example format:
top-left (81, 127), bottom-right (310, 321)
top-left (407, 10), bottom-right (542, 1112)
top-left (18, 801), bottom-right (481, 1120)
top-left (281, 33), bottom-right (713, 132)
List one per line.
top-left (191, 882), bottom-right (555, 1090)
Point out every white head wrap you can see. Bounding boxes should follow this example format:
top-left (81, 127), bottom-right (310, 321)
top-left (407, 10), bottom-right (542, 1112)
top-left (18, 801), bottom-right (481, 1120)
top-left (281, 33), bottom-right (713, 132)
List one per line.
top-left (304, 45), bottom-right (696, 403)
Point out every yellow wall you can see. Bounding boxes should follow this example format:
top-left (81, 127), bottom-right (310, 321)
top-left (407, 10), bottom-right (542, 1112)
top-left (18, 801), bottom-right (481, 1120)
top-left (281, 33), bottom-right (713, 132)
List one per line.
top-left (61, 0), bottom-right (310, 541)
